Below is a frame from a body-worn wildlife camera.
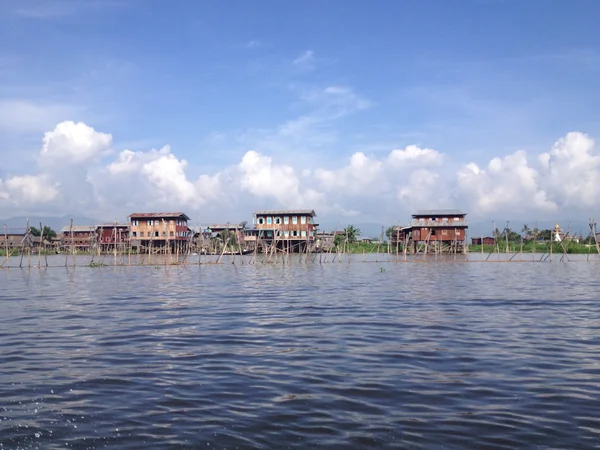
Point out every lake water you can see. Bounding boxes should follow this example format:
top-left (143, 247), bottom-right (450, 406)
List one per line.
top-left (2, 256), bottom-right (600, 448)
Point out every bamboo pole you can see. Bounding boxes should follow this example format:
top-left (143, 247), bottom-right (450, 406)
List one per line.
top-left (37, 222), bottom-right (44, 268)
top-left (69, 219), bottom-right (75, 267)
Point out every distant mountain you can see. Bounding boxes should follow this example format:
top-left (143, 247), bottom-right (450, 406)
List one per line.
top-left (0, 215), bottom-right (102, 232)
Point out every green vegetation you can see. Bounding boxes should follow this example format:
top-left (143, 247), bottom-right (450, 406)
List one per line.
top-left (29, 226), bottom-right (57, 238)
top-left (469, 241), bottom-right (598, 254)
top-left (333, 225), bottom-right (361, 246)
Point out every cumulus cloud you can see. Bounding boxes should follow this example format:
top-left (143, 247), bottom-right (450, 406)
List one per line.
top-left (1, 119), bottom-right (600, 226)
top-left (0, 174), bottom-right (59, 205)
top-left (40, 120), bottom-right (112, 165)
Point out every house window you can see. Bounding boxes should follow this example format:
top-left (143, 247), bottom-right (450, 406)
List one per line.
top-left (162, 232), bottom-right (166, 236)
top-left (431, 229), bottom-right (437, 236)
top-left (170, 231), bottom-right (174, 237)
top-left (132, 232), bottom-right (137, 237)
top-left (292, 231), bottom-right (298, 237)
top-left (301, 231), bottom-right (307, 237)
top-left (284, 216), bottom-right (289, 224)
top-left (267, 217), bottom-right (272, 225)
top-left (292, 216), bottom-right (298, 224)
top-left (284, 231), bottom-right (289, 237)
top-left (132, 220), bottom-right (139, 226)
top-left (154, 231), bottom-right (159, 237)
top-left (258, 218), bottom-right (264, 225)
top-left (140, 232), bottom-right (144, 237)
top-left (300, 216), bottom-right (306, 224)
top-left (275, 217), bottom-right (281, 224)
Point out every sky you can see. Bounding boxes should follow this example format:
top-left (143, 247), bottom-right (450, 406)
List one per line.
top-left (1, 0), bottom-right (600, 229)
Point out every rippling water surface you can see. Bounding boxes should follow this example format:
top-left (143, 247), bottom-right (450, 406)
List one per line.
top-left (2, 257), bottom-right (600, 449)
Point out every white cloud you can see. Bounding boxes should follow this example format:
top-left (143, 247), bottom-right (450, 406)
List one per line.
top-left (1, 174), bottom-right (59, 204)
top-left (41, 121), bottom-right (112, 165)
top-left (315, 152), bottom-right (384, 194)
top-left (458, 150), bottom-right (557, 217)
top-left (388, 145), bottom-right (444, 166)
top-left (293, 50), bottom-right (316, 71)
top-left (539, 132), bottom-right (600, 208)
top-left (140, 153), bottom-right (197, 204)
top-left (2, 118), bottom-right (600, 227)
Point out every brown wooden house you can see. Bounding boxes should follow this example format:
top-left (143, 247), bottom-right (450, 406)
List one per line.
top-left (471, 237), bottom-right (495, 246)
top-left (0, 232), bottom-right (25, 250)
top-left (128, 212), bottom-right (190, 249)
top-left (253, 209), bottom-right (318, 252)
top-left (60, 225), bottom-right (97, 251)
top-left (403, 209), bottom-right (468, 253)
top-left (96, 223), bottom-right (129, 251)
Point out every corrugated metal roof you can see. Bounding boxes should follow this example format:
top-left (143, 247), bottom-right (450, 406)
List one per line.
top-left (60, 225), bottom-right (96, 233)
top-left (208, 223), bottom-right (243, 229)
top-left (254, 209), bottom-right (316, 217)
top-left (128, 212), bottom-right (190, 220)
top-left (96, 223), bottom-right (129, 228)
top-left (412, 209), bottom-right (466, 217)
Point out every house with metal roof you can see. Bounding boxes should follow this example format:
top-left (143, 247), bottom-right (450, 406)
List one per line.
top-left (401, 209), bottom-right (468, 254)
top-left (253, 209), bottom-right (318, 253)
top-left (128, 212), bottom-right (191, 250)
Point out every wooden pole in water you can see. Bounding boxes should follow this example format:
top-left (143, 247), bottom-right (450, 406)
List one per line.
top-left (70, 219), bottom-right (75, 267)
top-left (113, 224), bottom-right (117, 266)
top-left (20, 219), bottom-right (28, 268)
top-left (26, 219), bottom-right (31, 269)
top-left (2, 224), bottom-right (9, 268)
top-left (37, 222), bottom-right (44, 268)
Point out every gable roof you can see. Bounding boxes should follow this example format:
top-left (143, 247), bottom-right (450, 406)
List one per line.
top-left (128, 212), bottom-right (190, 220)
top-left (412, 209), bottom-right (466, 217)
top-left (254, 209), bottom-right (316, 217)
top-left (60, 225), bottom-right (97, 233)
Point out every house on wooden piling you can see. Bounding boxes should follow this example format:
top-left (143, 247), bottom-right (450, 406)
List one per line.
top-left (471, 237), bottom-right (495, 246)
top-left (253, 209), bottom-right (318, 253)
top-left (0, 231), bottom-right (25, 250)
top-left (401, 209), bottom-right (468, 253)
top-left (128, 212), bottom-right (190, 250)
top-left (96, 223), bottom-right (129, 251)
top-left (60, 225), bottom-right (97, 251)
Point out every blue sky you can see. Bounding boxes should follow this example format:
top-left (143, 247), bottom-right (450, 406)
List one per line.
top-left (1, 0), bottom-right (600, 227)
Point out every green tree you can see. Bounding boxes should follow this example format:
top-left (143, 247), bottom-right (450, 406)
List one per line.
top-left (344, 225), bottom-right (360, 243)
top-left (219, 229), bottom-right (237, 246)
top-left (29, 226), bottom-right (57, 238)
top-left (385, 226), bottom-right (397, 240)
top-left (501, 228), bottom-right (521, 242)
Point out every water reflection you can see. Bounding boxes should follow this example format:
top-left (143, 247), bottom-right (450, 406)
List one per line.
top-left (1, 260), bottom-right (600, 448)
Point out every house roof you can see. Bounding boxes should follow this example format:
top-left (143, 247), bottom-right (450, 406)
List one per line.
top-left (254, 209), bottom-right (316, 217)
top-left (207, 223), bottom-right (243, 230)
top-left (412, 209), bottom-right (466, 217)
top-left (60, 225), bottom-right (97, 233)
top-left (128, 212), bottom-right (190, 220)
top-left (96, 223), bottom-right (129, 228)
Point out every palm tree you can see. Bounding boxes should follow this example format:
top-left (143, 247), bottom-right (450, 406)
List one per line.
top-left (344, 225), bottom-right (361, 243)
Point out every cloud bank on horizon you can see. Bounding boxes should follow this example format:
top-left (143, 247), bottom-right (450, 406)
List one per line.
top-left (1, 119), bottom-right (598, 225)
top-left (1, 0), bottom-right (599, 225)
